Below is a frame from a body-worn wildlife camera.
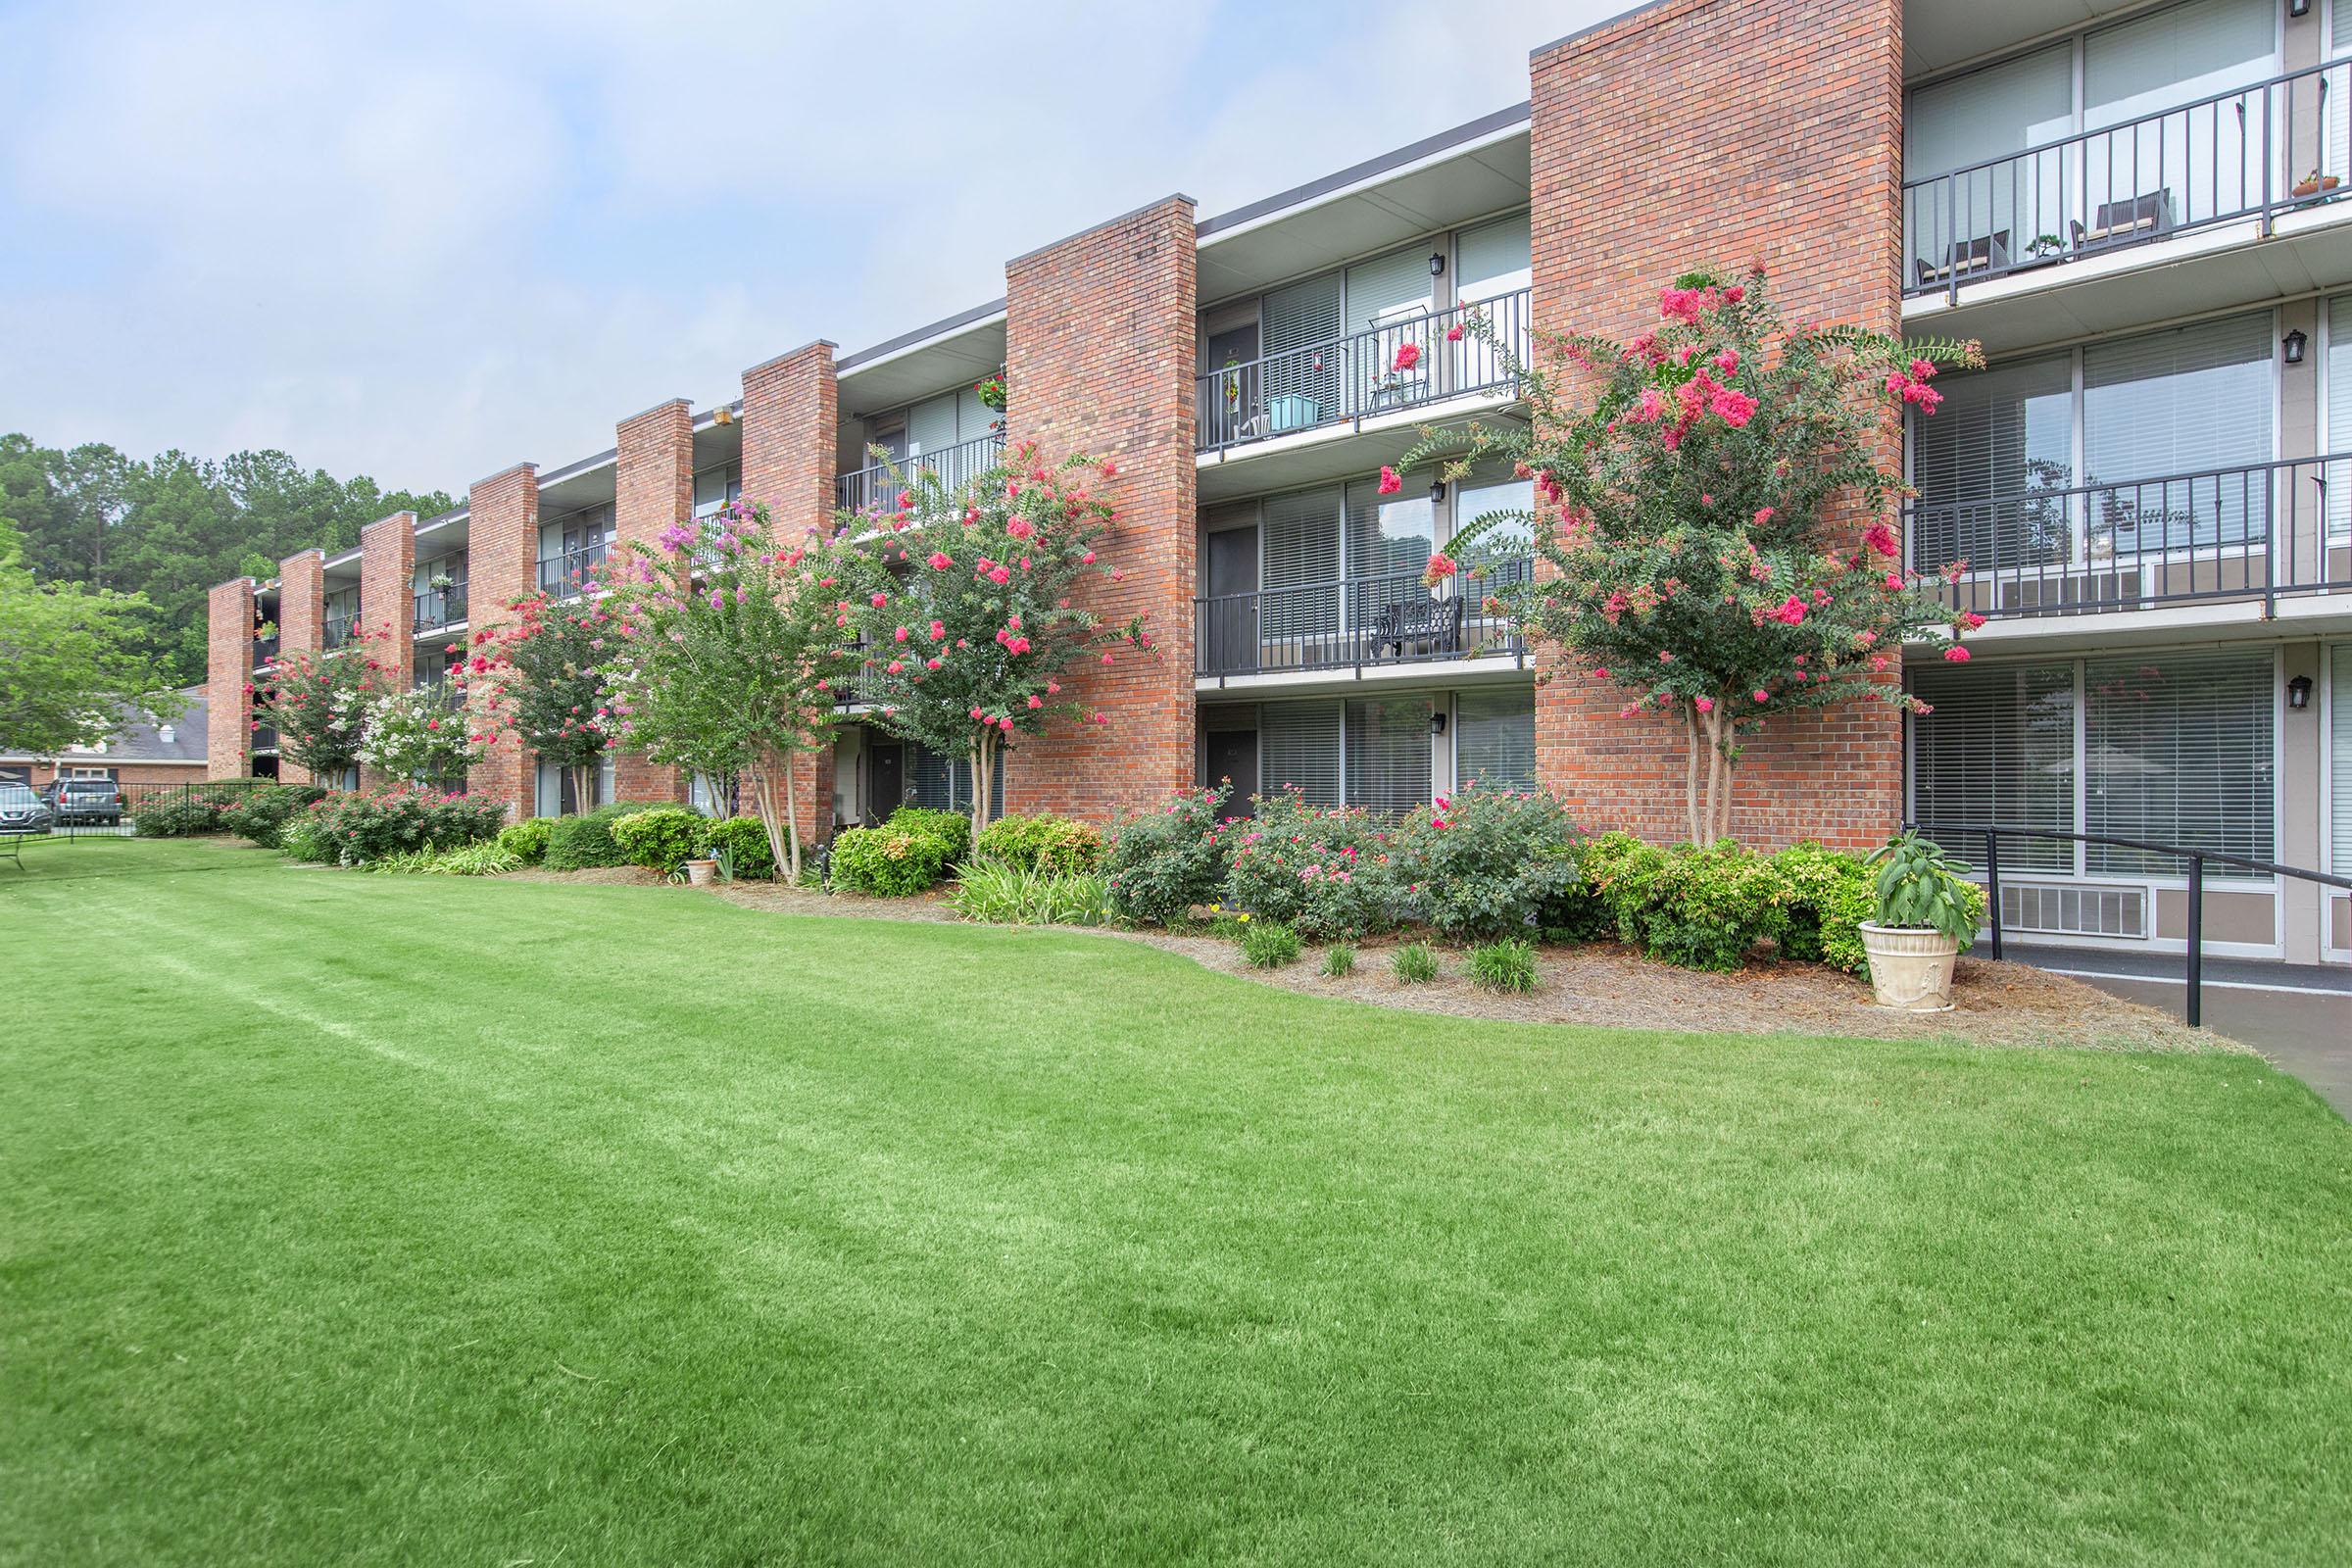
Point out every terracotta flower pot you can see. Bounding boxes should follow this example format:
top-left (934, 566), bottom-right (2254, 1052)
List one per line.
top-left (684, 858), bottom-right (718, 886)
top-left (2292, 174), bottom-right (2341, 198)
top-left (1859, 922), bottom-right (1958, 1011)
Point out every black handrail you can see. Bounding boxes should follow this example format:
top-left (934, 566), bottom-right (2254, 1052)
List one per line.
top-left (537, 542), bottom-right (608, 598)
top-left (1910, 820), bottom-right (2352, 1027)
top-left (1192, 559), bottom-right (1532, 676)
top-left (836, 430), bottom-right (1005, 514)
top-left (1903, 57), bottom-right (2348, 301)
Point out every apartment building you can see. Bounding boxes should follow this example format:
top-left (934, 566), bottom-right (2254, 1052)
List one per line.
top-left (207, 0), bottom-right (2352, 965)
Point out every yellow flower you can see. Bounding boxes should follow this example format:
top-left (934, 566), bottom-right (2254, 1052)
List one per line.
top-left (1237, 912), bottom-right (1250, 923)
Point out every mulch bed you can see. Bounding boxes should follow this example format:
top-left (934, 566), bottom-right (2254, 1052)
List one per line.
top-left (508, 866), bottom-right (2230, 1054)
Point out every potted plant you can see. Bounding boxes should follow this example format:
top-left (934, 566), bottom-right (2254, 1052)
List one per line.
top-left (1858, 830), bottom-right (1979, 1011)
top-left (428, 571), bottom-right (456, 592)
top-left (2021, 232), bottom-right (2063, 265)
top-left (973, 371), bottom-right (1007, 413)
top-left (683, 854), bottom-right (719, 886)
top-left (2292, 169), bottom-right (2341, 200)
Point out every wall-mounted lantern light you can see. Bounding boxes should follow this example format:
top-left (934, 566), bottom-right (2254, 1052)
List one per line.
top-left (1428, 252), bottom-right (1446, 277)
top-left (2282, 328), bottom-right (2308, 366)
top-left (2287, 673), bottom-right (2313, 710)
top-left (1429, 480), bottom-right (1448, 504)
top-left (1430, 711), bottom-right (1448, 737)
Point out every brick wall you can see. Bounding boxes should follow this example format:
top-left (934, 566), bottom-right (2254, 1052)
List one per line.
top-left (742, 344), bottom-right (839, 843)
top-left (611, 400), bottom-right (693, 805)
top-left (358, 512), bottom-right (416, 789)
top-left (275, 551), bottom-right (326, 785)
top-left (1000, 194), bottom-right (1199, 823)
top-left (466, 465), bottom-right (539, 816)
top-left (206, 578), bottom-right (255, 780)
top-left (1527, 0), bottom-right (1904, 851)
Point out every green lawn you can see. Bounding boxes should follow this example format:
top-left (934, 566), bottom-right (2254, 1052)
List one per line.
top-left (4, 837), bottom-right (2349, 1566)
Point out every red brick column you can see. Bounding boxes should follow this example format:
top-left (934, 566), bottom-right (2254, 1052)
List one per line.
top-left (206, 578), bottom-right (255, 780)
top-left (1000, 194), bottom-right (1199, 824)
top-left (612, 400), bottom-right (693, 805)
top-left (1527, 0), bottom-right (1904, 852)
top-left (359, 512), bottom-right (416, 789)
top-left (466, 464), bottom-right (539, 817)
top-left (742, 342), bottom-right (839, 847)
top-left (275, 550), bottom-right (326, 785)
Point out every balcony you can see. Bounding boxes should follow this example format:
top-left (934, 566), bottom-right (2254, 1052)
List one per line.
top-left (1908, 454), bottom-right (2352, 620)
top-left (413, 584), bottom-right (467, 632)
top-left (1197, 287), bottom-right (1532, 454)
top-left (1904, 59), bottom-right (2350, 302)
top-left (835, 430), bottom-right (1005, 514)
top-left (323, 613), bottom-right (359, 650)
top-left (538, 542), bottom-right (608, 599)
top-left (252, 633), bottom-right (278, 669)
top-left (1194, 562), bottom-right (1531, 679)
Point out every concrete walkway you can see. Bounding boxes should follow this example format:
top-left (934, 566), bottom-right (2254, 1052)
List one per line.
top-left (2007, 944), bottom-right (2352, 1119)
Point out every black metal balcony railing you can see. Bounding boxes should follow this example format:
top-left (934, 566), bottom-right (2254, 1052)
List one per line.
top-left (538, 542), bottom-right (608, 598)
top-left (1908, 453), bottom-right (2352, 619)
top-left (252, 633), bottom-right (278, 669)
top-left (1904, 58), bottom-right (2350, 301)
top-left (835, 430), bottom-right (1006, 514)
top-left (323, 613), bottom-right (359, 650)
top-left (1197, 287), bottom-right (1534, 454)
top-left (1194, 560), bottom-right (1532, 677)
top-left (412, 584), bottom-right (467, 632)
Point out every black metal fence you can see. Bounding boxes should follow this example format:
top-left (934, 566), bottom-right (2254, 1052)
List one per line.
top-left (1197, 287), bottom-right (1534, 453)
top-left (1903, 58), bottom-right (2351, 302)
top-left (1909, 453), bottom-right (2352, 619)
top-left (835, 431), bottom-right (1007, 515)
top-left (0, 778), bottom-right (274, 844)
top-left (1915, 820), bottom-right (2352, 1027)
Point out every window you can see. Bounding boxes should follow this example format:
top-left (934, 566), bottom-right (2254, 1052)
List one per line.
top-left (693, 463), bottom-right (743, 517)
top-left (2084, 651), bottom-right (2274, 873)
top-left (1455, 687), bottom-right (1536, 792)
top-left (1260, 487), bottom-right (1343, 643)
top-left (1910, 651), bottom-right (2276, 878)
top-left (1260, 700), bottom-right (1342, 807)
top-left (2332, 645), bottom-right (2352, 878)
top-left (534, 756), bottom-right (615, 817)
top-left (1910, 662), bottom-right (2078, 872)
top-left (1345, 697), bottom-right (1432, 815)
top-left (905, 743), bottom-right (1004, 820)
top-left (1908, 353), bottom-right (2074, 571)
top-left (2329, 296), bottom-right (2352, 541)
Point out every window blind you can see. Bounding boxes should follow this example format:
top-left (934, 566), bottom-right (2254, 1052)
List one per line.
top-left (1907, 43), bottom-right (2073, 176)
top-left (1261, 487), bottom-right (1342, 643)
top-left (1262, 272), bottom-right (1343, 420)
top-left (1453, 475), bottom-right (1534, 562)
top-left (1346, 697), bottom-right (1432, 816)
top-left (906, 393), bottom-right (958, 459)
top-left (2333, 646), bottom-right (2352, 878)
top-left (2083, 0), bottom-right (2273, 128)
top-left (2329, 297), bottom-right (2352, 540)
top-left (1454, 687), bottom-right (1536, 793)
top-left (1910, 662), bottom-right (2078, 872)
top-left (1455, 215), bottom-right (1531, 302)
top-left (2082, 312), bottom-right (2272, 549)
top-left (1261, 700), bottom-right (1343, 808)
top-left (2084, 650), bottom-right (2274, 873)
top-left (1909, 353), bottom-right (2073, 571)
top-left (906, 743), bottom-right (1005, 820)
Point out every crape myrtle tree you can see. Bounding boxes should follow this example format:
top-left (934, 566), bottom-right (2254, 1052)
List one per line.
top-left (596, 501), bottom-right (885, 881)
top-left (1393, 264), bottom-right (1984, 844)
top-left (353, 684), bottom-right (479, 786)
top-left (257, 623), bottom-right (397, 783)
top-left (455, 592), bottom-right (612, 814)
top-left (842, 441), bottom-right (1149, 841)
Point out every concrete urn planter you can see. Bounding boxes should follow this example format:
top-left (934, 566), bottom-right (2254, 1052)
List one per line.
top-left (683, 858), bottom-right (719, 887)
top-left (1858, 922), bottom-right (1958, 1012)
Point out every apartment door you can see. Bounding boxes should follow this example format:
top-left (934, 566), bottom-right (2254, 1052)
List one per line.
top-left (868, 743), bottom-right (905, 821)
top-left (1204, 525), bottom-right (1258, 673)
top-left (1203, 729), bottom-right (1258, 814)
top-left (1203, 320), bottom-right (1261, 445)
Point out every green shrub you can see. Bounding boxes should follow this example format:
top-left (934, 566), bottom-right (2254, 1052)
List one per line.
top-left (541, 800), bottom-right (672, 872)
top-left (1392, 942), bottom-right (1440, 984)
top-left (219, 784), bottom-right (328, 848)
top-left (1574, 830), bottom-right (1670, 943)
top-left (1221, 788), bottom-right (1411, 939)
top-left (610, 807), bottom-right (708, 874)
top-left (1774, 841), bottom-right (1877, 971)
top-left (132, 781), bottom-right (271, 838)
top-left (947, 860), bottom-right (1109, 925)
top-left (1321, 944), bottom-right (1356, 977)
top-left (496, 817), bottom-right (553, 866)
top-left (285, 786), bottom-right (508, 866)
top-left (1397, 784), bottom-right (1584, 941)
top-left (702, 815), bottom-right (776, 881)
top-left (1104, 785), bottom-right (1234, 925)
top-left (884, 807), bottom-right (970, 866)
top-left (1241, 919), bottom-right (1301, 968)
top-left (1587, 836), bottom-right (1788, 972)
top-left (973, 812), bottom-right (1102, 874)
top-left (830, 824), bottom-right (956, 897)
top-left (1467, 938), bottom-right (1540, 994)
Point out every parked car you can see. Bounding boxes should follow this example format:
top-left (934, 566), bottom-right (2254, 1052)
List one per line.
top-left (43, 778), bottom-right (125, 825)
top-left (0, 784), bottom-right (55, 835)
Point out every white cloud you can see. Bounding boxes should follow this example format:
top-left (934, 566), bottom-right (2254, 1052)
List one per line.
top-left (0, 0), bottom-right (1618, 494)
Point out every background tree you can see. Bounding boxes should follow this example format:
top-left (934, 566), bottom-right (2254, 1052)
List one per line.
top-left (844, 441), bottom-right (1146, 839)
top-left (1397, 265), bottom-right (1982, 843)
top-left (598, 500), bottom-right (884, 880)
top-left (455, 593), bottom-right (613, 814)
top-left (0, 517), bottom-right (182, 756)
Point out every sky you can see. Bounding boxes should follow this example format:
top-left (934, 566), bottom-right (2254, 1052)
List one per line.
top-left (0, 0), bottom-right (1615, 498)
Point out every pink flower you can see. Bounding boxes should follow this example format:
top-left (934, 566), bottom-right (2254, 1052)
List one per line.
top-left (1724, 284), bottom-right (1745, 304)
top-left (1753, 689), bottom-right (1770, 704)
top-left (969, 707), bottom-right (985, 719)
top-left (1000, 716), bottom-right (1015, 732)
top-left (989, 566), bottom-right (1011, 584)
top-left (930, 620), bottom-right (946, 639)
top-left (927, 551), bottom-right (953, 570)
top-left (885, 661), bottom-right (904, 673)
top-left (893, 625), bottom-right (910, 643)
top-left (1446, 323), bottom-right (1465, 342)
top-left (870, 591), bottom-right (888, 608)
top-left (926, 658), bottom-right (942, 670)
top-left (1908, 358), bottom-right (1937, 380)
top-left (1392, 342), bottom-right (1421, 371)
top-left (1422, 552), bottom-right (1457, 583)
top-left (1942, 645), bottom-right (1971, 662)
top-left (1026, 695), bottom-right (1043, 709)
top-left (1771, 595), bottom-right (1806, 625)
top-left (1713, 349), bottom-right (1739, 374)
top-left (1377, 466), bottom-right (1402, 496)
top-left (658, 521), bottom-right (696, 553)
top-left (1864, 521), bottom-right (1899, 558)
top-left (1693, 696), bottom-right (1715, 712)
top-left (1082, 551), bottom-right (1097, 564)
top-left (1884, 572), bottom-right (1903, 591)
top-left (1006, 517), bottom-right (1035, 540)
top-left (1709, 385), bottom-right (1758, 427)
top-left (1591, 666), bottom-right (1609, 680)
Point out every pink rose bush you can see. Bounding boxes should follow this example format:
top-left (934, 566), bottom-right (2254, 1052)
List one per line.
top-left (1390, 264), bottom-right (1984, 843)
